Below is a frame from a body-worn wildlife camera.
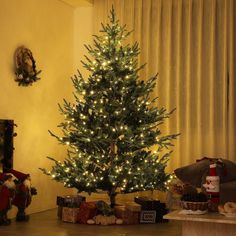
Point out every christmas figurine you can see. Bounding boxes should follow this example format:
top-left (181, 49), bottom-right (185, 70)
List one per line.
top-left (0, 173), bottom-right (15, 226)
top-left (9, 169), bottom-right (37, 221)
top-left (203, 163), bottom-right (220, 211)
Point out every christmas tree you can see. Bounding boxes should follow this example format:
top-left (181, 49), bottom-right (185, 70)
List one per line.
top-left (40, 8), bottom-right (178, 206)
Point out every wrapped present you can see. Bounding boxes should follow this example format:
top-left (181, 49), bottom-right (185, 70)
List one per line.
top-left (134, 197), bottom-right (160, 210)
top-left (155, 202), bottom-right (168, 223)
top-left (62, 207), bottom-right (80, 223)
top-left (57, 206), bottom-right (63, 219)
top-left (77, 202), bottom-right (97, 224)
top-left (134, 197), bottom-right (168, 223)
top-left (114, 205), bottom-right (126, 219)
top-left (114, 205), bottom-right (140, 224)
top-left (125, 202), bottom-right (141, 212)
top-left (57, 195), bottom-right (85, 207)
top-left (140, 210), bottom-right (156, 223)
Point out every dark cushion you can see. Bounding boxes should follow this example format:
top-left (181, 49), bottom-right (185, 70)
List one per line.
top-left (220, 181), bottom-right (236, 203)
top-left (174, 158), bottom-right (236, 188)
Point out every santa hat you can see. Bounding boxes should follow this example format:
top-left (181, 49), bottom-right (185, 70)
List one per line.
top-left (9, 169), bottom-right (29, 181)
top-left (0, 172), bottom-right (12, 182)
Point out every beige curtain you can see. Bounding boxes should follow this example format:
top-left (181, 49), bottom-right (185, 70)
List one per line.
top-left (93, 0), bottom-right (236, 171)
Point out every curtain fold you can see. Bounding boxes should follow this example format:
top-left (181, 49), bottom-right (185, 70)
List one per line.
top-left (93, 0), bottom-right (236, 171)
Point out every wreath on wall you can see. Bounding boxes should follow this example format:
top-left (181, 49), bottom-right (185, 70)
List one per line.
top-left (14, 46), bottom-right (41, 86)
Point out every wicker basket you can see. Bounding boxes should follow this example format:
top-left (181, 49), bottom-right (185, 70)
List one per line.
top-left (181, 201), bottom-right (209, 211)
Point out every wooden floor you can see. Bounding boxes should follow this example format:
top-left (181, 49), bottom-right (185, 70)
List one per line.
top-left (0, 209), bottom-right (181, 236)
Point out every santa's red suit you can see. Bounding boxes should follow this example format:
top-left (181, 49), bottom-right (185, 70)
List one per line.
top-left (10, 169), bottom-right (32, 209)
top-left (9, 169), bottom-right (34, 221)
top-left (0, 173), bottom-right (15, 225)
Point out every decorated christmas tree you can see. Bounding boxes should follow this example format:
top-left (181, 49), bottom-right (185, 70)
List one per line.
top-left (40, 8), bottom-right (178, 206)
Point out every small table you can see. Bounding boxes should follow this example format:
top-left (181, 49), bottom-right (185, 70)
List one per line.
top-left (164, 210), bottom-right (236, 236)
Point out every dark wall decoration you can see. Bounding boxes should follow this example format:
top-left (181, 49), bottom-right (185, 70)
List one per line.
top-left (0, 120), bottom-right (17, 172)
top-left (14, 46), bottom-right (41, 86)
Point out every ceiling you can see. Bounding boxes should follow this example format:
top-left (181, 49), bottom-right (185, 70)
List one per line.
top-left (60, 0), bottom-right (93, 7)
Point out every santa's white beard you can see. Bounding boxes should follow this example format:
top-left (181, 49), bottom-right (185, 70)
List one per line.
top-left (23, 179), bottom-right (31, 189)
top-left (4, 180), bottom-right (16, 189)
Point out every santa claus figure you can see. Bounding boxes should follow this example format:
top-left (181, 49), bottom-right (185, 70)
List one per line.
top-left (9, 169), bottom-right (37, 221)
top-left (0, 173), bottom-right (15, 226)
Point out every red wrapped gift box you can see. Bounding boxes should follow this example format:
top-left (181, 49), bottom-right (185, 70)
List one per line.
top-left (114, 205), bottom-right (140, 224)
top-left (77, 202), bottom-right (97, 224)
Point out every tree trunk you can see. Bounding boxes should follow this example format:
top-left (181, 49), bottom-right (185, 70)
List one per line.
top-left (108, 188), bottom-right (117, 208)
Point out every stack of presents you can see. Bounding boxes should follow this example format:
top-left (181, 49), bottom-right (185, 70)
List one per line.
top-left (57, 195), bottom-right (168, 225)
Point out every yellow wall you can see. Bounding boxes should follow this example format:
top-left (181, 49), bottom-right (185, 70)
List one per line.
top-left (0, 0), bottom-right (78, 216)
top-left (74, 6), bottom-right (93, 75)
